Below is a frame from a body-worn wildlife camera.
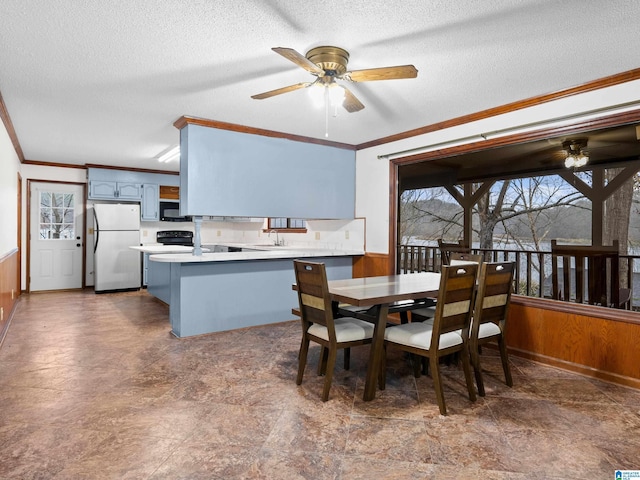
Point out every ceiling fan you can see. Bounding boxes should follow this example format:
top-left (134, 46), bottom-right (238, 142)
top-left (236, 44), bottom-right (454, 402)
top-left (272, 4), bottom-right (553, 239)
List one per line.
top-left (251, 46), bottom-right (418, 112)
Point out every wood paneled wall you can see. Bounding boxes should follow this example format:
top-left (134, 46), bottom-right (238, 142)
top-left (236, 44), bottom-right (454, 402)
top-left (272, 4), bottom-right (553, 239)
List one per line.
top-left (0, 249), bottom-right (19, 345)
top-left (507, 296), bottom-right (640, 389)
top-left (353, 253), bottom-right (391, 278)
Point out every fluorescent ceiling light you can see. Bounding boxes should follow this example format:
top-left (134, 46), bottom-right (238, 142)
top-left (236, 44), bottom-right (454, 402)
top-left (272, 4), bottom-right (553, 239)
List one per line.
top-left (157, 146), bottom-right (180, 163)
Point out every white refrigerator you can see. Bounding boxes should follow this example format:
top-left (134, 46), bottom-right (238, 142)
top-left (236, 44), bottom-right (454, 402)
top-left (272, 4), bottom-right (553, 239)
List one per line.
top-left (93, 203), bottom-right (141, 292)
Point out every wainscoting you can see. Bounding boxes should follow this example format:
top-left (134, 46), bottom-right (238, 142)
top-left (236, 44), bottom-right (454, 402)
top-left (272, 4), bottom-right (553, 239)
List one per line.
top-left (507, 296), bottom-right (640, 389)
top-left (0, 248), bottom-right (20, 346)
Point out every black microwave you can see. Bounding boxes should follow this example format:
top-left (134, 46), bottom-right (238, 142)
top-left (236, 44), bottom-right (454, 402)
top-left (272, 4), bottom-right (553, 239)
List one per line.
top-left (159, 201), bottom-right (192, 222)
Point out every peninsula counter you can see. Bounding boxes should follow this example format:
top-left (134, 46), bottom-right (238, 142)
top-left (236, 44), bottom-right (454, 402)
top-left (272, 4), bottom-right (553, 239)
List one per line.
top-left (145, 245), bottom-right (363, 338)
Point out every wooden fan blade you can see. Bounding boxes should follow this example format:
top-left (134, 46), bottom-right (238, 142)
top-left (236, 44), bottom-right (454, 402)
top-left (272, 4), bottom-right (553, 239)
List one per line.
top-left (345, 65), bottom-right (418, 82)
top-left (251, 82), bottom-right (311, 100)
top-left (272, 47), bottom-right (325, 75)
top-left (343, 87), bottom-right (365, 113)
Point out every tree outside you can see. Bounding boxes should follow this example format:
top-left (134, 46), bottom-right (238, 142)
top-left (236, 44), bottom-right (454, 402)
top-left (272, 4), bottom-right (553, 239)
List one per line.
top-left (400, 170), bottom-right (640, 254)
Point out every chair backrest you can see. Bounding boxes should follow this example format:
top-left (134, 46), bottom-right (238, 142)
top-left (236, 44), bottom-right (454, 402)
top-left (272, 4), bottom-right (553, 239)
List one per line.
top-left (430, 263), bottom-right (478, 348)
top-left (293, 260), bottom-right (336, 340)
top-left (438, 239), bottom-right (471, 266)
top-left (470, 261), bottom-right (515, 339)
top-left (449, 252), bottom-right (483, 266)
top-left (550, 240), bottom-right (620, 307)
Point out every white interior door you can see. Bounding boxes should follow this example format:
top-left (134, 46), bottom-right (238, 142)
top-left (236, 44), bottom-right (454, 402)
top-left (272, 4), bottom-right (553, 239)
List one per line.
top-left (30, 183), bottom-right (84, 291)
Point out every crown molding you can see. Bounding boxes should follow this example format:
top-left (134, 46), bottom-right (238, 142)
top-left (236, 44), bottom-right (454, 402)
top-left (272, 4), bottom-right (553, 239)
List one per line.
top-left (0, 90), bottom-right (24, 162)
top-left (174, 115), bottom-right (357, 151)
top-left (357, 67), bottom-right (640, 150)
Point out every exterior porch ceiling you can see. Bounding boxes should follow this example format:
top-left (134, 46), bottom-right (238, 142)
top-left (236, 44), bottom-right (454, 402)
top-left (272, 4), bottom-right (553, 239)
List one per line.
top-left (399, 122), bottom-right (640, 190)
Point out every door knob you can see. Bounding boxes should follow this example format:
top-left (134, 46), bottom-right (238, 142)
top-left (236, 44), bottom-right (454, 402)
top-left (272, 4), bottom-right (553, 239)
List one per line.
top-left (76, 243), bottom-right (81, 247)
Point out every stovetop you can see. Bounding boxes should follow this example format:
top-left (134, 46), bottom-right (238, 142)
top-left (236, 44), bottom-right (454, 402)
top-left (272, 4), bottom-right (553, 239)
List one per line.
top-left (156, 230), bottom-right (194, 246)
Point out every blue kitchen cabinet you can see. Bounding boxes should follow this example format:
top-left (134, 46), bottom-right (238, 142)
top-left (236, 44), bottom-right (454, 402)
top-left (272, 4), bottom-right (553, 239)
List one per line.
top-left (141, 184), bottom-right (159, 221)
top-left (89, 180), bottom-right (142, 200)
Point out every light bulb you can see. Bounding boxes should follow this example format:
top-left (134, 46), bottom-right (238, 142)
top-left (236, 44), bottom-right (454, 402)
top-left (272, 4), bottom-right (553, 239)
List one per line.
top-left (328, 85), bottom-right (345, 107)
top-left (575, 154), bottom-right (589, 167)
top-left (308, 85), bottom-right (325, 108)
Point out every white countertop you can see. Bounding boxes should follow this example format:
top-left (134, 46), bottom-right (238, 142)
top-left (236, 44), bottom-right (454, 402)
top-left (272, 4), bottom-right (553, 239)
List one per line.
top-left (148, 244), bottom-right (364, 263)
top-left (131, 245), bottom-right (209, 254)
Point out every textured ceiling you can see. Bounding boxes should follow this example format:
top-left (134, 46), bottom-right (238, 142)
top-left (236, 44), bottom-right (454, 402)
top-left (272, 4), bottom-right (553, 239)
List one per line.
top-left (1, 0), bottom-right (640, 172)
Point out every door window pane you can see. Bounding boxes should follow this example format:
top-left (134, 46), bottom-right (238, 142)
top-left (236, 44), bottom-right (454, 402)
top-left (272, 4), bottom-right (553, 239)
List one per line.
top-left (39, 192), bottom-right (75, 239)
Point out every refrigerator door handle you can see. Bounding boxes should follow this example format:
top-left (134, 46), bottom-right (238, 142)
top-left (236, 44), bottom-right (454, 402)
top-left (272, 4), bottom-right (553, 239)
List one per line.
top-left (94, 210), bottom-right (100, 253)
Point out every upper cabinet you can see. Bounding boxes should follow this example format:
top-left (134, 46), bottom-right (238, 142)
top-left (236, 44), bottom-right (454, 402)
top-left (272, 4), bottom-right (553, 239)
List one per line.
top-left (89, 180), bottom-right (142, 200)
top-left (87, 167), bottom-right (181, 222)
top-left (141, 184), bottom-right (159, 221)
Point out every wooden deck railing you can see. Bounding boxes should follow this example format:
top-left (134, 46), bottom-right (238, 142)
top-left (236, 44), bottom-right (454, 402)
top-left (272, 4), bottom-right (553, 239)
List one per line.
top-left (397, 244), bottom-right (640, 310)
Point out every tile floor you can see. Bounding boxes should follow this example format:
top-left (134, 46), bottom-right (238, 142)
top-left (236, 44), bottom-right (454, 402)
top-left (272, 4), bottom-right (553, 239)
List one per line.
top-left (0, 289), bottom-right (639, 479)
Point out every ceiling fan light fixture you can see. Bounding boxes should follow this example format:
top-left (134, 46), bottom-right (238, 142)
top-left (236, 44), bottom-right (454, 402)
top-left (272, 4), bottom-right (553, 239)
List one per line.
top-left (562, 139), bottom-right (589, 169)
top-left (252, 45), bottom-right (417, 118)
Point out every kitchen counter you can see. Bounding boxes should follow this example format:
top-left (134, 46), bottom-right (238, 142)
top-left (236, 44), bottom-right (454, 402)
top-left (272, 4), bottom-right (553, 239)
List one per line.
top-left (148, 244), bottom-right (363, 263)
top-left (144, 243), bottom-right (363, 338)
top-left (131, 245), bottom-right (208, 254)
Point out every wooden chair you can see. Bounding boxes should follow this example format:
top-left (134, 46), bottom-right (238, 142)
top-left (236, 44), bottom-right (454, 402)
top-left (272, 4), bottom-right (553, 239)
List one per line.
top-left (550, 240), bottom-right (621, 307)
top-left (294, 260), bottom-right (374, 401)
top-left (438, 239), bottom-right (471, 266)
top-left (412, 252), bottom-right (483, 322)
top-left (380, 263), bottom-right (478, 415)
top-left (469, 261), bottom-right (515, 397)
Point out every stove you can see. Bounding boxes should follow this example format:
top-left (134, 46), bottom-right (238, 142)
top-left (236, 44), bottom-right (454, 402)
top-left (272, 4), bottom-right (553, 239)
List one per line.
top-left (156, 230), bottom-right (193, 246)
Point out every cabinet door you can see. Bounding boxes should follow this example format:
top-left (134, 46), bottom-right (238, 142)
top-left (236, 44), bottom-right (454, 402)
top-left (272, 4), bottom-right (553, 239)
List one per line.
top-left (142, 253), bottom-right (149, 286)
top-left (89, 180), bottom-right (118, 199)
top-left (117, 182), bottom-right (143, 200)
top-left (141, 184), bottom-right (159, 221)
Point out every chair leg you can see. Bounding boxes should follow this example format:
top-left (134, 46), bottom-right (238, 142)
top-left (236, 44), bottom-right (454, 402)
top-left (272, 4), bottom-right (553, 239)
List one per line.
top-left (497, 337), bottom-right (513, 387)
top-left (411, 354), bottom-right (422, 378)
top-left (460, 345), bottom-right (477, 402)
top-left (296, 337), bottom-right (310, 385)
top-left (470, 344), bottom-right (486, 397)
top-left (317, 346), bottom-right (328, 376)
top-left (321, 348), bottom-right (338, 401)
top-left (344, 347), bottom-right (351, 370)
top-left (430, 356), bottom-right (447, 415)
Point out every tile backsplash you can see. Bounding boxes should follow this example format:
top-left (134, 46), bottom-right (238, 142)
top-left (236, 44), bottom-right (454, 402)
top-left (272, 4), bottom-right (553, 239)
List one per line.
top-left (139, 218), bottom-right (365, 251)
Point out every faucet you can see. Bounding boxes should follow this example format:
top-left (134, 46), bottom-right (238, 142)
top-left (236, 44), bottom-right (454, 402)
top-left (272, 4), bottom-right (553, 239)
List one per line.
top-left (269, 229), bottom-right (281, 246)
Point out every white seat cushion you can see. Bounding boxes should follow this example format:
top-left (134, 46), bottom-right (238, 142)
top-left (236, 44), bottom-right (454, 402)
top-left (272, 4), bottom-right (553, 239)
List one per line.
top-left (385, 322), bottom-right (463, 350)
top-left (477, 322), bottom-right (502, 339)
top-left (308, 318), bottom-right (374, 343)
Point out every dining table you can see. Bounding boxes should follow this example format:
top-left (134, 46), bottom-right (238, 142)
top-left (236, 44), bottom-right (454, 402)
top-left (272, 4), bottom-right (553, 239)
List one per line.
top-left (327, 272), bottom-right (441, 401)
